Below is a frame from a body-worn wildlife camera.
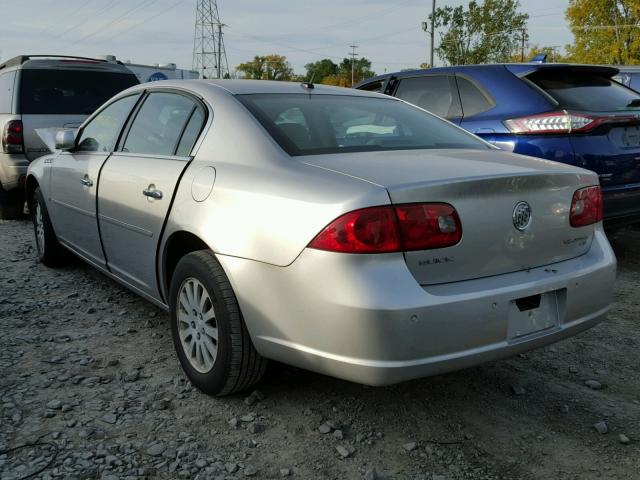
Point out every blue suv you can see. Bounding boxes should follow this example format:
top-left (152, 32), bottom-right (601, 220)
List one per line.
top-left (356, 64), bottom-right (640, 226)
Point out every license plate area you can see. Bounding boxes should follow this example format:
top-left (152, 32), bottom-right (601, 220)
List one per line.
top-left (615, 126), bottom-right (640, 148)
top-left (507, 289), bottom-right (564, 340)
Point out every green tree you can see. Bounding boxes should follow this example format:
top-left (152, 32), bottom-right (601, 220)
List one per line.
top-left (510, 45), bottom-right (571, 63)
top-left (565, 0), bottom-right (640, 64)
top-left (304, 59), bottom-right (338, 83)
top-left (430, 0), bottom-right (529, 65)
top-left (236, 54), bottom-right (294, 80)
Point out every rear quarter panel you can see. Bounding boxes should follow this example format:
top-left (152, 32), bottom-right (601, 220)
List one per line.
top-left (160, 90), bottom-right (389, 278)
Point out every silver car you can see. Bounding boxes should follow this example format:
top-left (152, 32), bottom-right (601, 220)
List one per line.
top-left (0, 55), bottom-right (138, 218)
top-left (26, 80), bottom-right (616, 396)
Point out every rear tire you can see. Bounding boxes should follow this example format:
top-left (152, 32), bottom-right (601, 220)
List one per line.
top-left (32, 187), bottom-right (67, 267)
top-left (169, 250), bottom-right (267, 396)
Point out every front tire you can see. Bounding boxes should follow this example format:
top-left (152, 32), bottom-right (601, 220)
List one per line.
top-left (32, 187), bottom-right (67, 267)
top-left (169, 250), bottom-right (267, 396)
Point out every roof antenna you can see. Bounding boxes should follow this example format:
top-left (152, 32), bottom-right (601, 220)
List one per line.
top-left (301, 72), bottom-right (315, 89)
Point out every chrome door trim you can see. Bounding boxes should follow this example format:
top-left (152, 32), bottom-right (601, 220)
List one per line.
top-left (98, 213), bottom-right (154, 237)
top-left (110, 151), bottom-right (191, 162)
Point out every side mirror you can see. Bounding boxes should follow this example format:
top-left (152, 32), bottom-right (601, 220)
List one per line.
top-left (55, 130), bottom-right (76, 151)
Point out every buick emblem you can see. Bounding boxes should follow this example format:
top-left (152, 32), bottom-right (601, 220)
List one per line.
top-left (512, 201), bottom-right (532, 231)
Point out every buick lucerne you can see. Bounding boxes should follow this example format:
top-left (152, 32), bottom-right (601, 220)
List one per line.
top-left (26, 80), bottom-right (616, 395)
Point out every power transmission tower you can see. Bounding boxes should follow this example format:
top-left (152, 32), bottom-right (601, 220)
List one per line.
top-left (192, 0), bottom-right (229, 79)
top-left (349, 44), bottom-right (359, 87)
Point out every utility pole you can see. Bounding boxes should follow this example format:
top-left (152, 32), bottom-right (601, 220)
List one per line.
top-left (349, 44), bottom-right (359, 87)
top-left (192, 0), bottom-right (229, 79)
top-left (521, 29), bottom-right (526, 62)
top-left (421, 0), bottom-right (436, 68)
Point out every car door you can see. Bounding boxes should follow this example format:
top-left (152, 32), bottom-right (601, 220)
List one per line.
top-left (391, 74), bottom-right (462, 124)
top-left (49, 94), bottom-right (140, 267)
top-left (97, 90), bottom-right (206, 297)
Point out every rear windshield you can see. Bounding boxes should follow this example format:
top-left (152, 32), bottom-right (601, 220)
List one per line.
top-left (20, 69), bottom-right (138, 115)
top-left (237, 93), bottom-right (489, 156)
top-left (528, 71), bottom-right (640, 112)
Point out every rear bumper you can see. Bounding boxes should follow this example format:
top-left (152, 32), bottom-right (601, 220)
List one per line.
top-left (219, 229), bottom-right (616, 386)
top-left (0, 152), bottom-right (29, 192)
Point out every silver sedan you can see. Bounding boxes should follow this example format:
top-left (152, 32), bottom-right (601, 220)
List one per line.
top-left (26, 80), bottom-right (616, 396)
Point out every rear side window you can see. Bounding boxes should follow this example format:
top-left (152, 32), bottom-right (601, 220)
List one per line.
top-left (20, 69), bottom-right (138, 115)
top-left (630, 73), bottom-right (640, 93)
top-left (123, 92), bottom-right (196, 156)
top-left (0, 71), bottom-right (16, 113)
top-left (528, 71), bottom-right (640, 112)
top-left (237, 93), bottom-right (489, 156)
top-left (393, 75), bottom-right (461, 119)
top-left (358, 80), bottom-right (384, 93)
top-left (456, 76), bottom-right (495, 117)
top-left (175, 106), bottom-right (206, 156)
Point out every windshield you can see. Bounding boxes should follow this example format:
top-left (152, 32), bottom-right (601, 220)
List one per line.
top-left (237, 93), bottom-right (490, 156)
top-left (20, 69), bottom-right (138, 115)
top-left (528, 71), bottom-right (640, 112)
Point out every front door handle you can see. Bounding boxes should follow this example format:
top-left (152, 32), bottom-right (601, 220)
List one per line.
top-left (81, 175), bottom-right (93, 187)
top-left (143, 185), bottom-right (163, 200)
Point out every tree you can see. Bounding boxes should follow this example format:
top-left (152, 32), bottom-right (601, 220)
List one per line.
top-left (430, 0), bottom-right (529, 65)
top-left (509, 45), bottom-right (571, 63)
top-left (304, 59), bottom-right (338, 83)
top-left (565, 0), bottom-right (640, 64)
top-left (303, 57), bottom-right (375, 86)
top-left (236, 54), bottom-right (294, 81)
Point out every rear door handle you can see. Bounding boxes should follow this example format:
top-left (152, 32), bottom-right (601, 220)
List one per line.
top-left (81, 175), bottom-right (93, 187)
top-left (143, 185), bottom-right (163, 200)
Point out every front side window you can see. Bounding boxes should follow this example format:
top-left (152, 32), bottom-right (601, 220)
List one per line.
top-left (393, 75), bottom-right (461, 118)
top-left (237, 93), bottom-right (489, 156)
top-left (123, 92), bottom-right (196, 156)
top-left (76, 95), bottom-right (139, 153)
top-left (20, 69), bottom-right (138, 115)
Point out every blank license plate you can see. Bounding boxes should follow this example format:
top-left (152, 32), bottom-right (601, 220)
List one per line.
top-left (507, 290), bottom-right (563, 340)
top-left (621, 126), bottom-right (640, 148)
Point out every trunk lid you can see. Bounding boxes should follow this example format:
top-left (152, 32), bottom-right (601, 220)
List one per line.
top-left (303, 149), bottom-right (599, 285)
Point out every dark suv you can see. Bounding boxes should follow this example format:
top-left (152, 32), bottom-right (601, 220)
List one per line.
top-left (357, 64), bottom-right (640, 226)
top-left (0, 55), bottom-right (139, 218)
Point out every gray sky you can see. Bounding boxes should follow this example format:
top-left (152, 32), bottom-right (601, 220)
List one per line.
top-left (1, 0), bottom-right (572, 75)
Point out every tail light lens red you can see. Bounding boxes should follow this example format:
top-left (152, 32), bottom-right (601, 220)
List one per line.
top-left (2, 120), bottom-right (24, 154)
top-left (309, 203), bottom-right (462, 254)
top-left (504, 110), bottom-right (640, 135)
top-left (570, 186), bottom-right (603, 227)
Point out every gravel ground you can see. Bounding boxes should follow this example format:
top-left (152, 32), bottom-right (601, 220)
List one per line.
top-left (0, 218), bottom-right (639, 480)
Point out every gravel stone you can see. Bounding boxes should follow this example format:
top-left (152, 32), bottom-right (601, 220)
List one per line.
top-left (318, 423), bottom-right (332, 434)
top-left (593, 421), bottom-right (608, 434)
top-left (280, 468), bottom-right (291, 477)
top-left (146, 443), bottom-right (166, 457)
top-left (403, 442), bottom-right (417, 452)
top-left (619, 434), bottom-right (631, 444)
top-left (46, 399), bottom-right (62, 410)
top-left (244, 464), bottom-right (259, 476)
top-left (585, 380), bottom-right (603, 390)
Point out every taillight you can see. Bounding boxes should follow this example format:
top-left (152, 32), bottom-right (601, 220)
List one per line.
top-left (570, 186), bottom-right (603, 227)
top-left (504, 110), bottom-right (640, 135)
top-left (2, 120), bottom-right (24, 154)
top-left (308, 206), bottom-right (401, 254)
top-left (309, 203), bottom-right (462, 254)
top-left (504, 111), bottom-right (596, 134)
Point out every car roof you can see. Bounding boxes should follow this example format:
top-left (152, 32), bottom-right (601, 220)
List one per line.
top-left (126, 79), bottom-right (384, 97)
top-left (357, 63), bottom-right (620, 86)
top-left (0, 55), bottom-right (135, 74)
